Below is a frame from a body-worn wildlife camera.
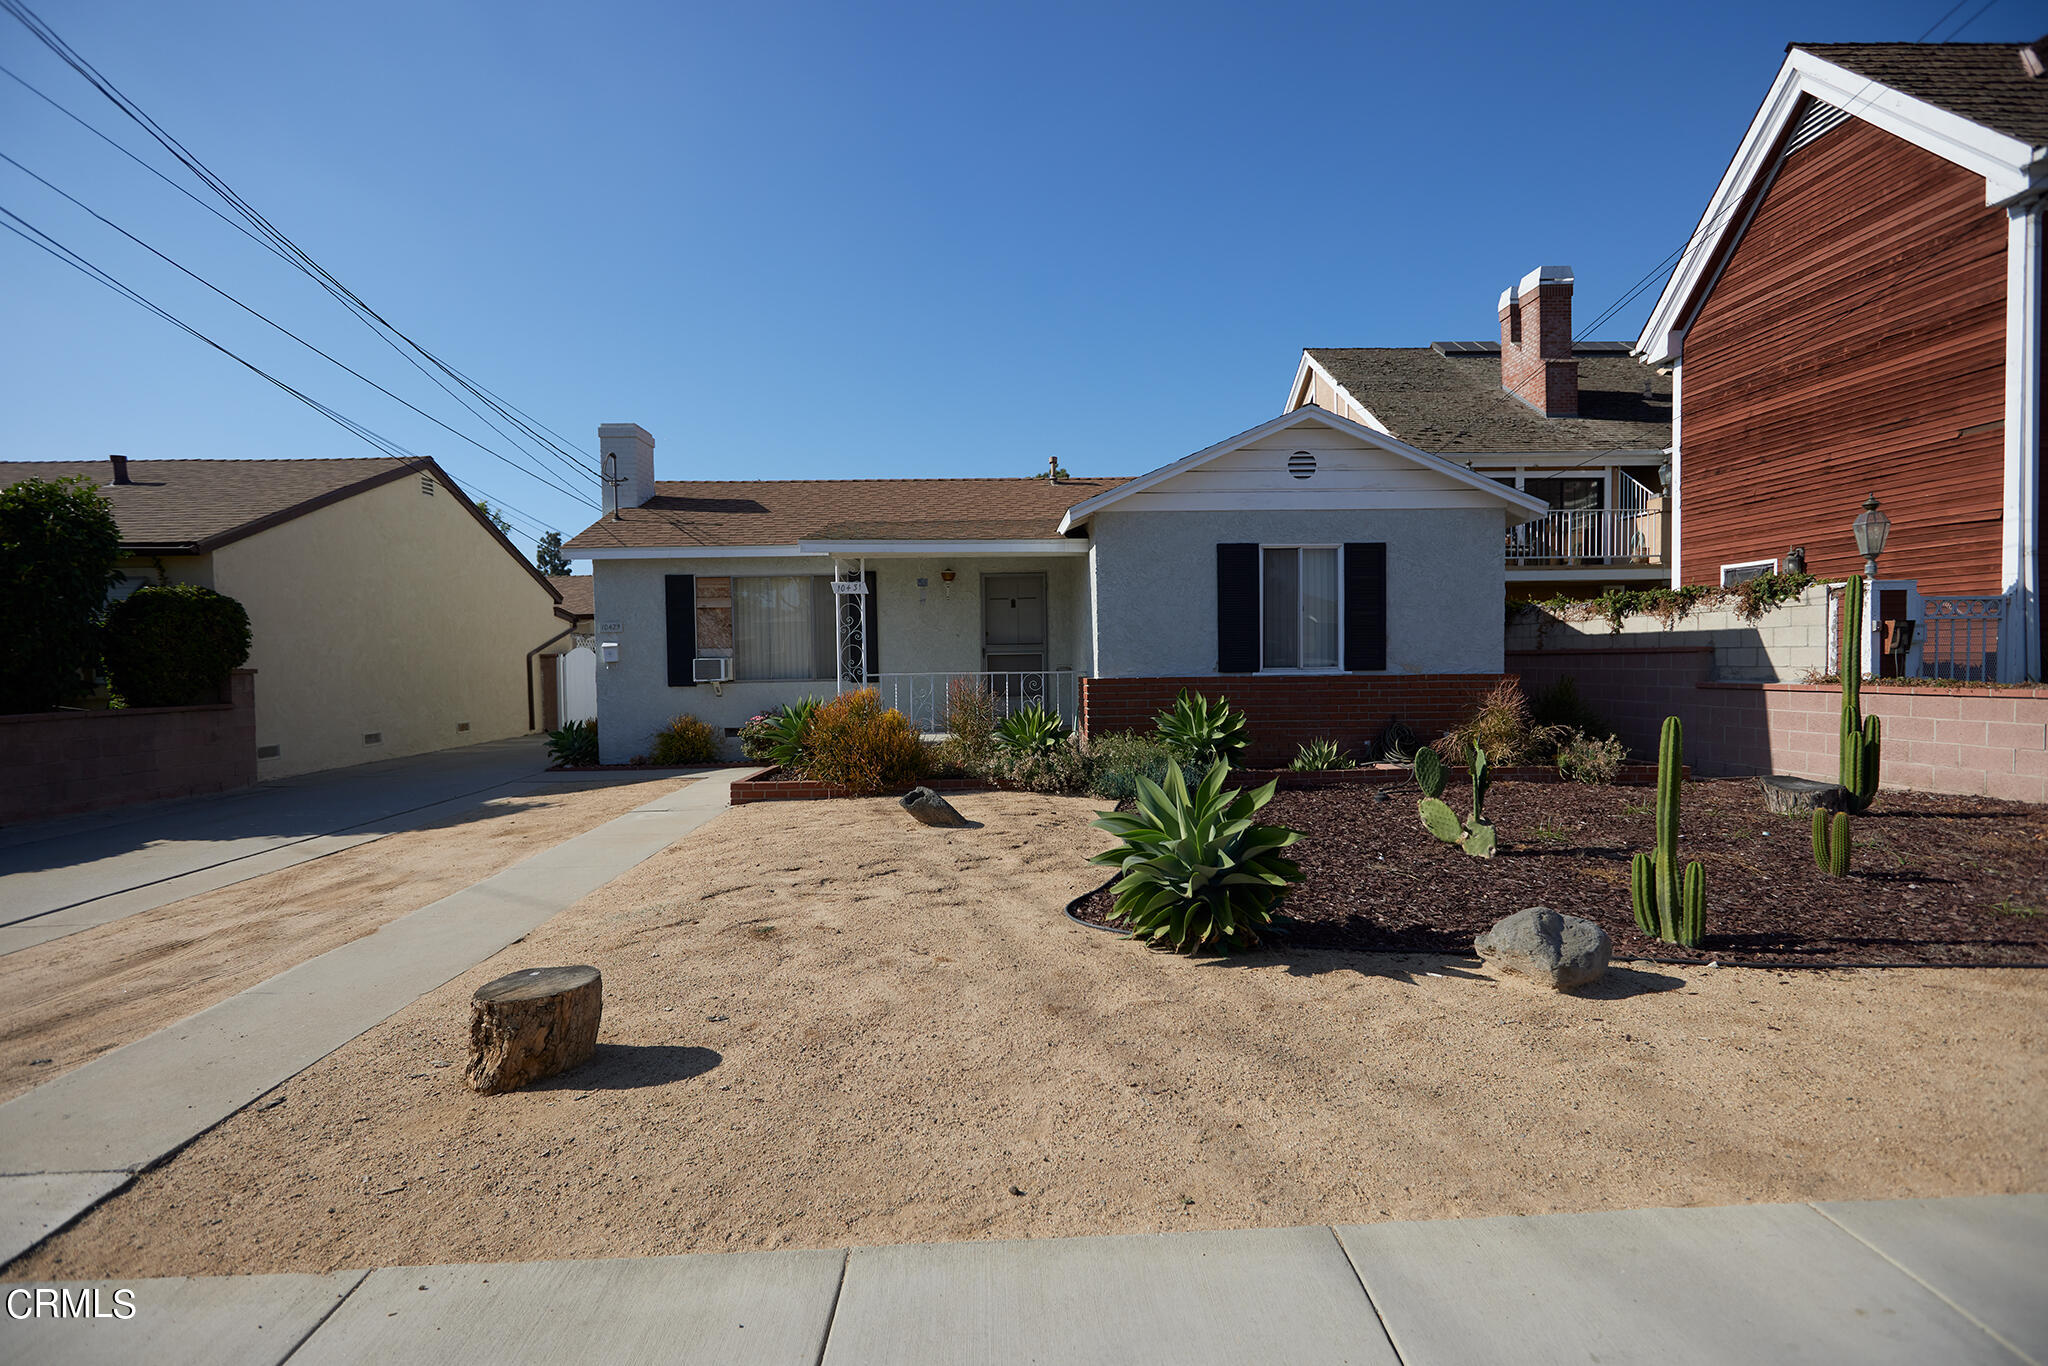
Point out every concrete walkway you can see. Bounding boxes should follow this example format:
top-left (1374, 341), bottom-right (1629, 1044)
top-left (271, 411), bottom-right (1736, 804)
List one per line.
top-left (0, 738), bottom-right (559, 956)
top-left (1, 1196), bottom-right (2040, 1364)
top-left (0, 768), bottom-right (755, 1266)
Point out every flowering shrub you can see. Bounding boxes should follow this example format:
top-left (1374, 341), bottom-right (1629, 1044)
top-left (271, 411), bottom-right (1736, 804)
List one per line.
top-left (804, 688), bottom-right (926, 794)
top-left (737, 712), bottom-right (781, 761)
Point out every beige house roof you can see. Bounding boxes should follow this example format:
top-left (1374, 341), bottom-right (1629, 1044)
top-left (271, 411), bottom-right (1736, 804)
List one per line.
top-left (547, 575), bottom-right (594, 619)
top-left (565, 477), bottom-right (1130, 551)
top-left (1, 456), bottom-right (560, 602)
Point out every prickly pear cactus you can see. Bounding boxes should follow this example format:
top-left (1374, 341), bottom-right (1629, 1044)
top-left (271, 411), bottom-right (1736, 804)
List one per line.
top-left (1413, 747), bottom-right (1446, 800)
top-left (1418, 797), bottom-right (1463, 844)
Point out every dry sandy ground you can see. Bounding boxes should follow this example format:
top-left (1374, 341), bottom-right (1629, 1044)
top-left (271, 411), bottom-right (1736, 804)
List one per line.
top-left (15, 792), bottom-right (2046, 1279)
top-left (0, 774), bottom-right (693, 1103)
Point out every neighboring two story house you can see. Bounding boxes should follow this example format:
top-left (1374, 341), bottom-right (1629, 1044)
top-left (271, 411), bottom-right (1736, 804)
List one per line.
top-left (1286, 266), bottom-right (1675, 600)
top-left (1634, 41), bottom-right (2046, 681)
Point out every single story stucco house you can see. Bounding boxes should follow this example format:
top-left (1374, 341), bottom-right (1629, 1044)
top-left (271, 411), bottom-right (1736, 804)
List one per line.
top-left (564, 409), bottom-right (1547, 766)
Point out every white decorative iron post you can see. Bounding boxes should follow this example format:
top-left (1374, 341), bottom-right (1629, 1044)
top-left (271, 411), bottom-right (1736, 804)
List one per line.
top-left (833, 557), bottom-right (868, 694)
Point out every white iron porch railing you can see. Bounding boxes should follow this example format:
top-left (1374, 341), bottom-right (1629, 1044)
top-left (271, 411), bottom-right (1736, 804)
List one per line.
top-left (1912, 595), bottom-right (2006, 682)
top-left (1507, 507), bottom-right (1663, 565)
top-left (870, 671), bottom-right (1076, 734)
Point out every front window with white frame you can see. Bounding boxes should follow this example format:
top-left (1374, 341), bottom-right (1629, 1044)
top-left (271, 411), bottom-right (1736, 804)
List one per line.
top-left (1720, 559), bottom-right (1777, 587)
top-left (1261, 546), bottom-right (1340, 670)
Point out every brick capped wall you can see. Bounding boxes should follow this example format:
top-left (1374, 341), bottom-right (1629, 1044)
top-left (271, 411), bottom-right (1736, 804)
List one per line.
top-left (0, 670), bottom-right (257, 825)
top-left (1079, 674), bottom-right (1506, 768)
top-left (1509, 648), bottom-right (2047, 803)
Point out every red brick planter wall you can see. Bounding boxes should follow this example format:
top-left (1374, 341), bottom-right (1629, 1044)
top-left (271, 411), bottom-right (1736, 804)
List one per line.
top-left (1080, 674), bottom-right (1507, 769)
top-left (730, 771), bottom-right (999, 805)
top-left (0, 670), bottom-right (258, 825)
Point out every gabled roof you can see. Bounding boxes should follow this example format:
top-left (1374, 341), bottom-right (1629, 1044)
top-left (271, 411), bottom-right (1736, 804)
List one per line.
top-left (1058, 406), bottom-right (1550, 532)
top-left (1300, 347), bottom-right (1672, 454)
top-left (565, 477), bottom-right (1129, 554)
top-left (548, 575), bottom-right (594, 619)
top-left (0, 456), bottom-right (561, 601)
top-left (1636, 42), bottom-right (2048, 362)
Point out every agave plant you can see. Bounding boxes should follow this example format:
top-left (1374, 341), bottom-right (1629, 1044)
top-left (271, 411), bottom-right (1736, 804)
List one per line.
top-left (1152, 689), bottom-right (1250, 768)
top-left (993, 702), bottom-right (1069, 755)
top-left (766, 696), bottom-right (822, 769)
top-left (544, 718), bottom-right (598, 767)
top-left (1288, 737), bottom-right (1354, 772)
top-left (1089, 760), bottom-right (1303, 954)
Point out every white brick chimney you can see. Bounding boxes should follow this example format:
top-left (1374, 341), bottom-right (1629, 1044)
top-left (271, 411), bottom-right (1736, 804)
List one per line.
top-left (598, 423), bottom-right (656, 516)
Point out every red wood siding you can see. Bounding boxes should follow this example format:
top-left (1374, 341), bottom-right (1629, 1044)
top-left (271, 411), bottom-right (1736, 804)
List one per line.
top-left (1680, 116), bottom-right (2007, 594)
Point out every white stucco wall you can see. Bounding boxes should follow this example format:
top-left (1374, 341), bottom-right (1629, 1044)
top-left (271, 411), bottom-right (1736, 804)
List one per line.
top-left (590, 553), bottom-right (1091, 762)
top-left (1086, 508), bottom-right (1506, 677)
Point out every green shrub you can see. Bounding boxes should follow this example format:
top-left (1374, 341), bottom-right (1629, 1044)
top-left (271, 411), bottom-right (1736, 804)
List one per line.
top-left (0, 476), bottom-right (125, 713)
top-left (1555, 730), bottom-right (1627, 784)
top-left (546, 718), bottom-right (598, 766)
top-left (1084, 730), bottom-right (1173, 802)
top-left (650, 713), bottom-right (718, 766)
top-left (1288, 737), bottom-right (1354, 772)
top-left (805, 688), bottom-right (926, 794)
top-left (1089, 760), bottom-right (1303, 954)
top-left (1531, 677), bottom-right (1613, 740)
top-left (101, 584), bottom-right (252, 708)
top-left (737, 711), bottom-right (781, 761)
top-left (993, 702), bottom-right (1068, 756)
top-left (1152, 689), bottom-right (1249, 768)
top-left (979, 733), bottom-right (1090, 793)
top-left (762, 697), bottom-right (822, 769)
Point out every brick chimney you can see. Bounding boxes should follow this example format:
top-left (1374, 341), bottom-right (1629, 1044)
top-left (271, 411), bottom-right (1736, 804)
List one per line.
top-left (1498, 266), bottom-right (1578, 417)
top-left (598, 423), bottom-right (656, 518)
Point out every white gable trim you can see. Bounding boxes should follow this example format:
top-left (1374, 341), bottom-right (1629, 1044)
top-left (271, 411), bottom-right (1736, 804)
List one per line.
top-left (1057, 406), bottom-right (1549, 533)
top-left (1288, 352), bottom-right (1395, 435)
top-left (1636, 48), bottom-right (2045, 363)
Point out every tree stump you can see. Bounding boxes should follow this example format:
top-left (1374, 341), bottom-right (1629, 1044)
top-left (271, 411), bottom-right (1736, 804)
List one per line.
top-left (465, 965), bottom-right (602, 1094)
top-left (1759, 775), bottom-right (1848, 816)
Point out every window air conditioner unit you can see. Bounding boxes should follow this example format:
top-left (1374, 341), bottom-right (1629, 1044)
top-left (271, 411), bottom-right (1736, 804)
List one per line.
top-left (692, 657), bottom-right (731, 683)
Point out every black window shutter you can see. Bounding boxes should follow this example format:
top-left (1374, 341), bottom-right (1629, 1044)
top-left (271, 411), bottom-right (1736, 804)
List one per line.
top-left (665, 574), bottom-right (696, 687)
top-left (1215, 543), bottom-right (1260, 673)
top-left (1343, 543), bottom-right (1386, 672)
top-left (863, 570), bottom-right (880, 679)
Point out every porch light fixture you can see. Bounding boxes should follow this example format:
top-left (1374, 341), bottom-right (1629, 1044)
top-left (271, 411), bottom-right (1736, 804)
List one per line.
top-left (1851, 494), bottom-right (1889, 580)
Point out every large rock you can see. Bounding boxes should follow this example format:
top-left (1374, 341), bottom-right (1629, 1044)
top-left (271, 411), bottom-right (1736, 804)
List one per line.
top-left (466, 965), bottom-right (601, 1094)
top-left (900, 786), bottom-right (969, 827)
top-left (1759, 775), bottom-right (1849, 815)
top-left (1474, 908), bottom-right (1610, 991)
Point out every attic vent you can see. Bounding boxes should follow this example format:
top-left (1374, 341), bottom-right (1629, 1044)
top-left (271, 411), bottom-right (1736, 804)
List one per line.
top-left (1784, 99), bottom-right (1849, 154)
top-left (256, 744), bottom-right (281, 759)
top-left (420, 474), bottom-right (435, 495)
top-left (1287, 451), bottom-right (1317, 480)
top-left (363, 731), bottom-right (383, 746)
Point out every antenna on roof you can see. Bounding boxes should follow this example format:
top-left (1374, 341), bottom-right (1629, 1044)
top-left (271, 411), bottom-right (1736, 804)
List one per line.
top-left (602, 452), bottom-right (625, 520)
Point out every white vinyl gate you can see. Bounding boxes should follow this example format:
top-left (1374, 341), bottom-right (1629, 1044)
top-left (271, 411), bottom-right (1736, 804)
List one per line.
top-left (557, 646), bottom-right (597, 725)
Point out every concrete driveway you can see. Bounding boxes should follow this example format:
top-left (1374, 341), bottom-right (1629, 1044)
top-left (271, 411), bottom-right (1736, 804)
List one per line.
top-left (0, 738), bottom-right (555, 954)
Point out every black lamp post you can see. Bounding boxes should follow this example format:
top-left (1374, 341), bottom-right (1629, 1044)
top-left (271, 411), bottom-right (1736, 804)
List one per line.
top-left (1852, 493), bottom-right (1890, 582)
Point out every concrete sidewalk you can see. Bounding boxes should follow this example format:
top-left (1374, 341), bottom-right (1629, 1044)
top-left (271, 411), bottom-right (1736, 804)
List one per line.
top-left (1, 1196), bottom-right (2040, 1364)
top-left (0, 738), bottom-right (558, 955)
top-left (0, 768), bottom-right (755, 1266)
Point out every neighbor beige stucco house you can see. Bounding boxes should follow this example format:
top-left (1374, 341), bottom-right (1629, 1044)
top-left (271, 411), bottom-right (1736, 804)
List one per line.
top-left (1, 455), bottom-right (568, 779)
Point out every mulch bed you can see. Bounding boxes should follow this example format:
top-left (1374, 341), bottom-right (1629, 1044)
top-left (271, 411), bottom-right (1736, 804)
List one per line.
top-left (1071, 779), bottom-right (2048, 966)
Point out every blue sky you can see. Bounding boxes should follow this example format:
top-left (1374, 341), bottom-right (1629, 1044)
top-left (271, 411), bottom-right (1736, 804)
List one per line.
top-left (0, 0), bottom-right (2031, 556)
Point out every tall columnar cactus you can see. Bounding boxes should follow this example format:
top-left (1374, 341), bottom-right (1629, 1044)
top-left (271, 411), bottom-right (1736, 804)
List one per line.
top-left (1838, 576), bottom-right (1882, 813)
top-left (1630, 716), bottom-right (1706, 947)
top-left (1811, 808), bottom-right (1852, 877)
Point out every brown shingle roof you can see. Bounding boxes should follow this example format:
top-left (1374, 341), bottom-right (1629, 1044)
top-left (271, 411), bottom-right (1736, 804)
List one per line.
top-left (547, 575), bottom-right (594, 618)
top-left (1795, 42), bottom-right (2048, 148)
top-left (0, 457), bottom-right (413, 551)
top-left (1304, 348), bottom-right (1673, 454)
top-left (564, 477), bottom-right (1131, 551)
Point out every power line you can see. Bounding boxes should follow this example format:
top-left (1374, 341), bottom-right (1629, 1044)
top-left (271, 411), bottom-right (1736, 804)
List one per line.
top-left (0, 202), bottom-right (557, 548)
top-left (0, 149), bottom-right (598, 507)
top-left (0, 0), bottom-right (599, 488)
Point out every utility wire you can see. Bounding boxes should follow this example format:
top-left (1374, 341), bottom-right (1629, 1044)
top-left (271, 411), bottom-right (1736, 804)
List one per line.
top-left (0, 151), bottom-right (597, 507)
top-left (0, 0), bottom-right (598, 488)
top-left (0, 203), bottom-right (556, 548)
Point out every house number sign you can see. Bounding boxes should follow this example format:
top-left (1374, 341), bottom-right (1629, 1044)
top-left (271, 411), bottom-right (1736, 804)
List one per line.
top-left (830, 581), bottom-right (868, 595)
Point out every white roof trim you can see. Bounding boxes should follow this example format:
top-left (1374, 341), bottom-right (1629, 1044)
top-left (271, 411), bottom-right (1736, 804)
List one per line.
top-left (1289, 351), bottom-right (1396, 435)
top-left (1056, 406), bottom-right (1550, 533)
top-left (574, 544), bottom-right (811, 560)
top-left (1635, 47), bottom-right (2045, 363)
top-left (796, 538), bottom-right (1085, 556)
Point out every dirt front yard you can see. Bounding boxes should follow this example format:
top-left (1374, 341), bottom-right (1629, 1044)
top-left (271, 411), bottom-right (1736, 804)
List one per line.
top-left (14, 791), bottom-right (2045, 1279)
top-left (0, 773), bottom-right (697, 1103)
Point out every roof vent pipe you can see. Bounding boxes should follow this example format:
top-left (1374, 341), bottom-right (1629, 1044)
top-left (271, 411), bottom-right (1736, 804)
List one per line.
top-left (108, 454), bottom-right (132, 485)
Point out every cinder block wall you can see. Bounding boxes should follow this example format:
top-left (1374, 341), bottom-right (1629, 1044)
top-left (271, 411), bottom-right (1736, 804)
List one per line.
top-left (1507, 583), bottom-right (1832, 682)
top-left (0, 670), bottom-right (258, 824)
